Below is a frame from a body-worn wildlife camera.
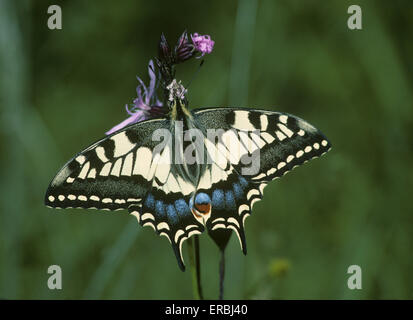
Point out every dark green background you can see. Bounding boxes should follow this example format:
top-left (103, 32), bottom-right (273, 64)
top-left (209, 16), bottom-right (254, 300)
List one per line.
top-left (1, 0), bottom-right (412, 299)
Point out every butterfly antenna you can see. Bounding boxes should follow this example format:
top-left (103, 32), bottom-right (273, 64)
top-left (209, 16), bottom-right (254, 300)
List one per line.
top-left (180, 59), bottom-right (205, 99)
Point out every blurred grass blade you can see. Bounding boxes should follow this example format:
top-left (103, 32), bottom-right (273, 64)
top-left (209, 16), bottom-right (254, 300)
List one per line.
top-left (0, 0), bottom-right (30, 299)
top-left (228, 0), bottom-right (258, 106)
top-left (84, 221), bottom-right (140, 299)
top-left (226, 0), bottom-right (258, 299)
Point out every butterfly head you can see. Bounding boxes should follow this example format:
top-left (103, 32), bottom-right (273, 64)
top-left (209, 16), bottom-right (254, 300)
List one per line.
top-left (167, 79), bottom-right (192, 122)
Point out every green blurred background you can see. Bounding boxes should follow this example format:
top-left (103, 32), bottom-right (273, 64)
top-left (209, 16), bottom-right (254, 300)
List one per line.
top-left (1, 0), bottom-right (412, 299)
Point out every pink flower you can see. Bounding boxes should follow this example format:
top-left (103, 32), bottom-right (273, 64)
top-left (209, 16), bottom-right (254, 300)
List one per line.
top-left (191, 33), bottom-right (215, 58)
top-left (106, 31), bottom-right (215, 136)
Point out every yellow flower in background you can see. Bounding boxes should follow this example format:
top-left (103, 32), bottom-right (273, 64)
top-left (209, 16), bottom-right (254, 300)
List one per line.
top-left (268, 258), bottom-right (291, 278)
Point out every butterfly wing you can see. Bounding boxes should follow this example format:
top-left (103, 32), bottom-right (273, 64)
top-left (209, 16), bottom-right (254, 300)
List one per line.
top-left (44, 118), bottom-right (204, 270)
top-left (192, 107), bottom-right (331, 252)
top-left (45, 107), bottom-right (331, 270)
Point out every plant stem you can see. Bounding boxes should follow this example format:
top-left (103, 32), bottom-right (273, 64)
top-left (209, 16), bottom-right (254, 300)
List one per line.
top-left (194, 235), bottom-right (203, 298)
top-left (187, 236), bottom-right (203, 299)
top-left (219, 249), bottom-right (225, 300)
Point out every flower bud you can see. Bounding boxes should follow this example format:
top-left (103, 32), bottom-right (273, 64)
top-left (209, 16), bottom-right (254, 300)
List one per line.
top-left (158, 33), bottom-right (171, 63)
top-left (175, 30), bottom-right (194, 63)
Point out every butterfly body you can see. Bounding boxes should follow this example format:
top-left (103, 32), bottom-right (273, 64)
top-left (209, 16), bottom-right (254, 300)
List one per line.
top-left (45, 103), bottom-right (331, 270)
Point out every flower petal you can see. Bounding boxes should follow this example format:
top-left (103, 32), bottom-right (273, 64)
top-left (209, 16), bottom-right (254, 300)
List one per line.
top-left (105, 111), bottom-right (146, 135)
top-left (147, 60), bottom-right (156, 103)
top-left (106, 59), bottom-right (165, 136)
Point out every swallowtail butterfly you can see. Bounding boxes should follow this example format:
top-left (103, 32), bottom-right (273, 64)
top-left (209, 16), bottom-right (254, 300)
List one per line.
top-left (45, 96), bottom-right (331, 270)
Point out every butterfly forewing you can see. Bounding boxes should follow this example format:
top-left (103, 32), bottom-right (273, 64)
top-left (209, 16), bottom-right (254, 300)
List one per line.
top-left (45, 118), bottom-right (167, 209)
top-left (194, 107), bottom-right (331, 183)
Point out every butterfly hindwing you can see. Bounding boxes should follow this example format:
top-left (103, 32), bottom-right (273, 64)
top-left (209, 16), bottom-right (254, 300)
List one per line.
top-left (196, 164), bottom-right (263, 254)
top-left (130, 171), bottom-right (204, 271)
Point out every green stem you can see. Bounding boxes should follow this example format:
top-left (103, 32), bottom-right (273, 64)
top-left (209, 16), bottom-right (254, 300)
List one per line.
top-left (219, 249), bottom-right (225, 300)
top-left (187, 236), bottom-right (203, 299)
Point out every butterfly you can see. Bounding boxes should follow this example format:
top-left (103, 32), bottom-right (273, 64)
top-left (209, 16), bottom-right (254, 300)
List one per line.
top-left (45, 95), bottom-right (331, 271)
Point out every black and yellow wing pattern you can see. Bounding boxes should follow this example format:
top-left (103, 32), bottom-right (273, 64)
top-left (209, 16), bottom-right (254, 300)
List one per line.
top-left (45, 107), bottom-right (331, 270)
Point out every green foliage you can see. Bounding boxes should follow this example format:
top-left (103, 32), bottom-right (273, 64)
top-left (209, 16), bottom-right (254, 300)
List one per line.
top-left (0, 0), bottom-right (412, 299)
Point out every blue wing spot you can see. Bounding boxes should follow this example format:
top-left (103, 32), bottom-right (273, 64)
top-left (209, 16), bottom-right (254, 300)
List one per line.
top-left (232, 182), bottom-right (244, 200)
top-left (225, 190), bottom-right (236, 210)
top-left (155, 200), bottom-right (166, 218)
top-left (174, 199), bottom-right (191, 217)
top-left (192, 192), bottom-right (212, 214)
top-left (145, 193), bottom-right (155, 210)
top-left (238, 176), bottom-right (249, 188)
top-left (212, 189), bottom-right (225, 210)
top-left (166, 204), bottom-right (178, 223)
top-left (195, 192), bottom-right (211, 205)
